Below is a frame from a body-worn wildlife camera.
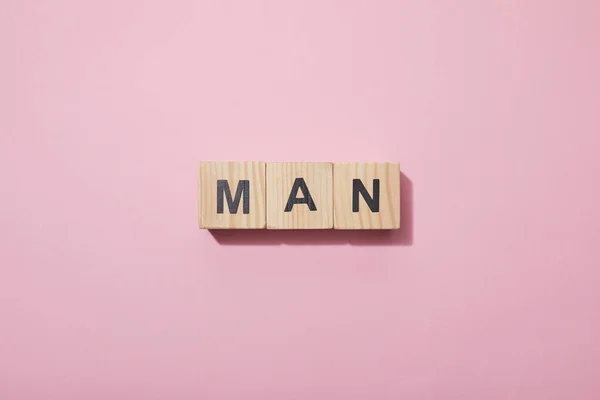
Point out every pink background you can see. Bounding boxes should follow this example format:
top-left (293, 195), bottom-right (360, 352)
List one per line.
top-left (2, 1), bottom-right (600, 398)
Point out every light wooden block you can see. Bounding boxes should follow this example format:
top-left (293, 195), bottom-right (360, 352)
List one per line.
top-left (333, 162), bottom-right (400, 229)
top-left (266, 162), bottom-right (333, 229)
top-left (198, 162), bottom-right (266, 229)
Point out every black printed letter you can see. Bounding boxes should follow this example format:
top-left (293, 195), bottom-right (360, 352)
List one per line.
top-left (284, 178), bottom-right (317, 212)
top-left (352, 179), bottom-right (379, 212)
top-left (217, 180), bottom-right (250, 214)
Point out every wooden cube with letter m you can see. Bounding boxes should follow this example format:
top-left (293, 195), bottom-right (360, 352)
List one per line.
top-left (198, 162), bottom-right (266, 229)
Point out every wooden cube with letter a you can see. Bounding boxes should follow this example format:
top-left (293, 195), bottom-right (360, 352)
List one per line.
top-left (198, 162), bottom-right (266, 229)
top-left (333, 162), bottom-right (400, 229)
top-left (266, 162), bottom-right (333, 229)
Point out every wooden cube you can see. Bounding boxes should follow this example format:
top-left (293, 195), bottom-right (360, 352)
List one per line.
top-left (266, 162), bottom-right (333, 229)
top-left (198, 162), bottom-right (266, 229)
top-left (333, 162), bottom-right (400, 229)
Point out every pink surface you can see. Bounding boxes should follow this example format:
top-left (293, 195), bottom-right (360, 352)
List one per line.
top-left (2, 1), bottom-right (600, 398)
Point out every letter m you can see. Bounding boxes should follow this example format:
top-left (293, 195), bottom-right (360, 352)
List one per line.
top-left (216, 180), bottom-right (250, 214)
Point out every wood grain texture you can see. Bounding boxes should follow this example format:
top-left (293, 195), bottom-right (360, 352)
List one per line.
top-left (198, 162), bottom-right (266, 229)
top-left (266, 162), bottom-right (333, 229)
top-left (333, 162), bottom-right (400, 229)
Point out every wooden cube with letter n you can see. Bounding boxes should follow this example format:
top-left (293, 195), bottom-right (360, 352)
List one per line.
top-left (198, 162), bottom-right (266, 229)
top-left (266, 162), bottom-right (333, 229)
top-left (333, 162), bottom-right (400, 229)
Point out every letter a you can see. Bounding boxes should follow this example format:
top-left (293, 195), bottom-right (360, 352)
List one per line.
top-left (284, 178), bottom-right (317, 212)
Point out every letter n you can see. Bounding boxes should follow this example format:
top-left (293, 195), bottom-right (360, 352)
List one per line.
top-left (352, 179), bottom-right (379, 212)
